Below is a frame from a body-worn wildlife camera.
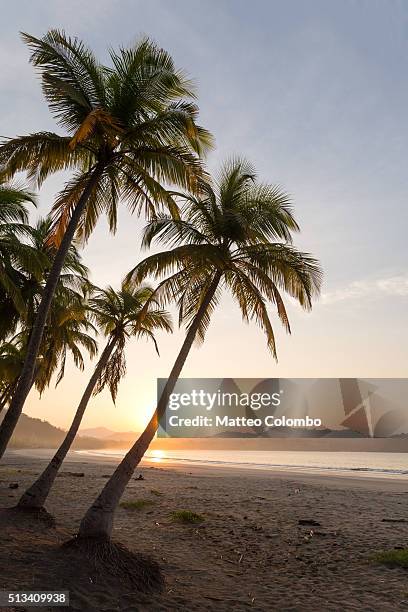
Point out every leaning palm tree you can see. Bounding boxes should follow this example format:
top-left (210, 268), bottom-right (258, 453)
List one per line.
top-left (0, 293), bottom-right (97, 415)
top-left (16, 217), bottom-right (91, 350)
top-left (0, 215), bottom-right (91, 358)
top-left (0, 181), bottom-right (44, 337)
top-left (0, 217), bottom-right (94, 412)
top-left (0, 30), bottom-right (212, 458)
top-left (76, 157), bottom-right (322, 541)
top-left (30, 295), bottom-right (98, 397)
top-left (0, 343), bottom-right (23, 413)
top-left (17, 282), bottom-right (172, 510)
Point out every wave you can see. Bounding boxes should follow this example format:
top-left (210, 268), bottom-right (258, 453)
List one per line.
top-left (150, 455), bottom-right (408, 476)
top-left (76, 449), bottom-right (408, 477)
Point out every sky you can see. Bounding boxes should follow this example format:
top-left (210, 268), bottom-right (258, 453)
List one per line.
top-left (0, 0), bottom-right (407, 432)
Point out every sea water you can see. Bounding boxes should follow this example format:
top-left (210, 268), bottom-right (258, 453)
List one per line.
top-left (76, 449), bottom-right (408, 478)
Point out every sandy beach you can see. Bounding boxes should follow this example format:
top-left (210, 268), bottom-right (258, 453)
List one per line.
top-left (0, 451), bottom-right (407, 611)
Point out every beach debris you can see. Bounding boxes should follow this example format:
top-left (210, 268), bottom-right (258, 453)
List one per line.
top-left (8, 482), bottom-right (18, 489)
top-left (313, 530), bottom-right (331, 537)
top-left (135, 474), bottom-right (145, 480)
top-left (298, 519), bottom-right (321, 526)
top-left (382, 518), bottom-right (408, 523)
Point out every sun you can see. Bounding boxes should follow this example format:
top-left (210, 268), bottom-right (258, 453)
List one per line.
top-left (149, 449), bottom-right (166, 463)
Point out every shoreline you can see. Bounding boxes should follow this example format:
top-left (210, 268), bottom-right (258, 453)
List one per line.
top-left (7, 448), bottom-right (408, 492)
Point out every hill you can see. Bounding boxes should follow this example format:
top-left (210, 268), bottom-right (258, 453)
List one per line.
top-left (2, 413), bottom-right (407, 452)
top-left (80, 427), bottom-right (138, 442)
top-left (1, 413), bottom-right (134, 450)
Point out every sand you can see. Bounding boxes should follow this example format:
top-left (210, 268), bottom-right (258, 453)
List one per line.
top-left (1, 451), bottom-right (408, 611)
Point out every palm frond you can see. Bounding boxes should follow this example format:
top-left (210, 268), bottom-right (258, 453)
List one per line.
top-left (235, 244), bottom-right (322, 309)
top-left (108, 37), bottom-right (196, 120)
top-left (0, 183), bottom-right (36, 223)
top-left (225, 269), bottom-right (277, 357)
top-left (0, 132), bottom-right (92, 187)
top-left (94, 338), bottom-right (126, 403)
top-left (126, 157), bottom-right (322, 358)
top-left (21, 30), bottom-right (106, 131)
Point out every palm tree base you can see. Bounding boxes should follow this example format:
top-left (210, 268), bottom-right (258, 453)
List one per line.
top-left (0, 507), bottom-right (163, 608)
top-left (62, 536), bottom-right (164, 593)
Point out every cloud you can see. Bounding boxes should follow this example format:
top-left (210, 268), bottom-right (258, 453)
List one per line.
top-left (322, 275), bottom-right (408, 304)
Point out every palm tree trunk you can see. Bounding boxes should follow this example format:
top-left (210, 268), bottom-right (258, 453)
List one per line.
top-left (0, 364), bottom-right (40, 418)
top-left (0, 383), bottom-right (12, 414)
top-left (17, 337), bottom-right (116, 509)
top-left (77, 272), bottom-right (221, 540)
top-left (0, 164), bottom-right (104, 460)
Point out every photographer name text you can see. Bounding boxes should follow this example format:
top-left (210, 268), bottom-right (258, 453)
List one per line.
top-left (167, 415), bottom-right (322, 428)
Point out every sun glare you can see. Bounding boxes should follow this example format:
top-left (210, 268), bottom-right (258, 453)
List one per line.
top-left (149, 449), bottom-right (166, 463)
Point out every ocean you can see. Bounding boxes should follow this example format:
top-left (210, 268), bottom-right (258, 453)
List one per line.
top-left (76, 449), bottom-right (408, 478)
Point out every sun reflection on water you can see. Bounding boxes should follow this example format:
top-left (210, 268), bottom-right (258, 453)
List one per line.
top-left (148, 449), bottom-right (166, 463)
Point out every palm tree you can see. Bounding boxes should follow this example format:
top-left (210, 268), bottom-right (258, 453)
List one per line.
top-left (0, 182), bottom-right (44, 338)
top-left (17, 282), bottom-right (172, 510)
top-left (0, 295), bottom-right (97, 414)
top-left (76, 157), bottom-right (322, 540)
top-left (29, 295), bottom-right (98, 396)
top-left (0, 217), bottom-right (94, 412)
top-left (0, 30), bottom-right (212, 458)
top-left (0, 343), bottom-right (23, 413)
top-left (15, 217), bottom-right (91, 349)
top-left (0, 182), bottom-right (35, 223)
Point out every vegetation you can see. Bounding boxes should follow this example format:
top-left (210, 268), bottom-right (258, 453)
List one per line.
top-left (0, 207), bottom-right (95, 414)
top-left (372, 549), bottom-right (408, 568)
top-left (17, 282), bottom-right (171, 510)
top-left (0, 29), bottom-right (212, 458)
top-left (0, 181), bottom-right (38, 335)
top-left (4, 413), bottom-right (136, 450)
top-left (0, 27), bottom-right (321, 593)
top-left (170, 510), bottom-right (204, 524)
top-left (76, 157), bottom-right (321, 541)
